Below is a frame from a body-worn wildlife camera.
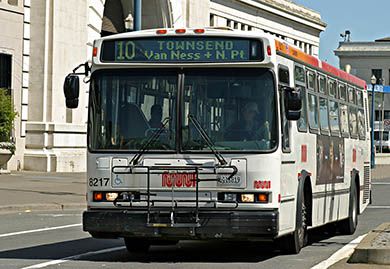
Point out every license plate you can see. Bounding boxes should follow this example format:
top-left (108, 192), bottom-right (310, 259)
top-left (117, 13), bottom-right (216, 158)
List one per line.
top-left (218, 175), bottom-right (241, 184)
top-left (162, 172), bottom-right (197, 188)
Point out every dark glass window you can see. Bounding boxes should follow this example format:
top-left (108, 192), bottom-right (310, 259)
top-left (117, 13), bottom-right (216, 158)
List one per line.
top-left (372, 69), bottom-right (383, 84)
top-left (318, 75), bottom-right (326, 94)
top-left (0, 54), bottom-right (12, 89)
top-left (308, 93), bottom-right (319, 129)
top-left (294, 66), bottom-right (305, 84)
top-left (339, 84), bottom-right (347, 100)
top-left (182, 69), bottom-right (277, 151)
top-left (319, 97), bottom-right (329, 131)
top-left (328, 79), bottom-right (337, 97)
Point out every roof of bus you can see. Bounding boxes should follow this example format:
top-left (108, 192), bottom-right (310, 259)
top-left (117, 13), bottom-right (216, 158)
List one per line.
top-left (98, 28), bottom-right (366, 89)
top-left (275, 40), bottom-right (366, 89)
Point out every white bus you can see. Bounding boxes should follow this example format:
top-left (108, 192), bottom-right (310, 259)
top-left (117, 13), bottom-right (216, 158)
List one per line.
top-left (64, 28), bottom-right (371, 254)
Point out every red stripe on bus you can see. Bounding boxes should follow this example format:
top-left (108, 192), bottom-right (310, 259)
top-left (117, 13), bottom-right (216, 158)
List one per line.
top-left (301, 144), bottom-right (307, 163)
top-left (275, 40), bottom-right (366, 89)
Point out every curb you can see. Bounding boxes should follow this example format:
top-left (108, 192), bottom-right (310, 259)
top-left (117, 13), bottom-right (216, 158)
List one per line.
top-left (348, 223), bottom-right (390, 265)
top-left (0, 203), bottom-right (86, 213)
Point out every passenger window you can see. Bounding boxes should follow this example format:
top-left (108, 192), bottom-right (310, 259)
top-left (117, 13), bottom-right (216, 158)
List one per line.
top-left (349, 107), bottom-right (358, 137)
top-left (358, 109), bottom-right (366, 139)
top-left (356, 90), bottom-right (363, 107)
top-left (348, 88), bottom-right (356, 104)
top-left (319, 97), bottom-right (329, 131)
top-left (307, 93), bottom-right (319, 130)
top-left (339, 84), bottom-right (347, 100)
top-left (294, 66), bottom-right (305, 84)
top-left (307, 71), bottom-right (316, 91)
top-left (329, 100), bottom-right (340, 133)
top-left (318, 75), bottom-right (326, 94)
top-left (279, 68), bottom-right (290, 84)
top-left (297, 87), bottom-right (307, 132)
top-left (328, 80), bottom-right (337, 97)
top-left (340, 104), bottom-right (349, 136)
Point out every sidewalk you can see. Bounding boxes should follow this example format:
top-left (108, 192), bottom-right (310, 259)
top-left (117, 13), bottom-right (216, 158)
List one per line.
top-left (0, 171), bottom-right (86, 213)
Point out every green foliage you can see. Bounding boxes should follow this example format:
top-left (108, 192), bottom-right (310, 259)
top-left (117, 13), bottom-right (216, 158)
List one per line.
top-left (0, 88), bottom-right (17, 149)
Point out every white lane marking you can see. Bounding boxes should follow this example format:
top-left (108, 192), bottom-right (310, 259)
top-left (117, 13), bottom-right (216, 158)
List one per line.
top-left (368, 205), bottom-right (390, 209)
top-left (372, 182), bottom-right (390, 185)
top-left (0, 223), bottom-right (81, 238)
top-left (310, 234), bottom-right (366, 269)
top-left (20, 246), bottom-right (126, 269)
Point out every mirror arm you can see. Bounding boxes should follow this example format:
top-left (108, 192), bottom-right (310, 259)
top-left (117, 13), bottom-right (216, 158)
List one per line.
top-left (72, 62), bottom-right (91, 77)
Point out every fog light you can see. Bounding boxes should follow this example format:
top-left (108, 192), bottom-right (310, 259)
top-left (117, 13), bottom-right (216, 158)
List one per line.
top-left (241, 194), bottom-right (254, 203)
top-left (257, 193), bottom-right (268, 203)
top-left (93, 192), bottom-right (103, 202)
top-left (224, 193), bottom-right (237, 201)
top-left (106, 192), bottom-right (119, 201)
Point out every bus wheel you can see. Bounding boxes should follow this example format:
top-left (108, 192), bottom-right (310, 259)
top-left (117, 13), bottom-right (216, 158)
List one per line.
top-left (124, 237), bottom-right (151, 253)
top-left (339, 182), bottom-right (358, 235)
top-left (282, 192), bottom-right (308, 254)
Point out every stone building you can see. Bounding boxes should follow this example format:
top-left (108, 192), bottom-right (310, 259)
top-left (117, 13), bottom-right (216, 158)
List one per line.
top-left (1, 0), bottom-right (326, 171)
top-left (0, 0), bottom-right (28, 171)
top-left (335, 38), bottom-right (390, 146)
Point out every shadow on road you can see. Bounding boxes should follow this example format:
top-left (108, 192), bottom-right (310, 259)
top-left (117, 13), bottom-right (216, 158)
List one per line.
top-left (0, 227), bottom-right (351, 264)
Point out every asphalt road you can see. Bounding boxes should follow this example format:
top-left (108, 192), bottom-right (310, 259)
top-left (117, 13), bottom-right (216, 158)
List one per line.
top-left (0, 179), bottom-right (389, 269)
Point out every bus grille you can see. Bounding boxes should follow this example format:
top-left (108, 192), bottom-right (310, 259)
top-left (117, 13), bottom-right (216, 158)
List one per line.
top-left (363, 166), bottom-right (370, 204)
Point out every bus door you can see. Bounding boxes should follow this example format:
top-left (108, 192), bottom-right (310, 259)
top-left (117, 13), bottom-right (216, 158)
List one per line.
top-left (278, 65), bottom-right (298, 231)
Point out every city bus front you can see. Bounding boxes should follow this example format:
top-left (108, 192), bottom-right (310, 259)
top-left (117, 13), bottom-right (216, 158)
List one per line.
top-left (80, 29), bottom-right (291, 246)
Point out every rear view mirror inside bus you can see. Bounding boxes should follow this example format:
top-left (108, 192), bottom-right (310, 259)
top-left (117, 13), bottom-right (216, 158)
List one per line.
top-left (283, 86), bottom-right (302, 121)
top-left (63, 74), bottom-right (80, 109)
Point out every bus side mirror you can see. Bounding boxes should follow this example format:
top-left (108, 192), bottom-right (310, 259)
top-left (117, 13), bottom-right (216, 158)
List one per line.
top-left (63, 74), bottom-right (80, 109)
top-left (283, 86), bottom-right (302, 121)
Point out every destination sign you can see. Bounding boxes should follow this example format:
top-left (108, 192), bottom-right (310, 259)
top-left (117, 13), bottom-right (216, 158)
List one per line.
top-left (101, 37), bottom-right (264, 63)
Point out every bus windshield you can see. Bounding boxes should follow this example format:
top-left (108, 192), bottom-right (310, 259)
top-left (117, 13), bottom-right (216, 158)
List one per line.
top-left (89, 68), bottom-right (277, 152)
top-left (89, 70), bottom-right (177, 151)
top-left (182, 69), bottom-right (277, 151)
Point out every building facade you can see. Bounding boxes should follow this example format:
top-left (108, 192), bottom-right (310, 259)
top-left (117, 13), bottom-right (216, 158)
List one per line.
top-left (1, 0), bottom-right (326, 171)
top-left (335, 38), bottom-right (390, 150)
top-left (0, 0), bottom-right (28, 171)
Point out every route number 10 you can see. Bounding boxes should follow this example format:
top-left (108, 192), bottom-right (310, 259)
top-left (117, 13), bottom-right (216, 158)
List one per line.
top-left (116, 41), bottom-right (135, 60)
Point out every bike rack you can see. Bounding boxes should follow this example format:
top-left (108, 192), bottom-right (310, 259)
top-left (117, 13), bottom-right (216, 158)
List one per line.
top-left (112, 164), bottom-right (237, 228)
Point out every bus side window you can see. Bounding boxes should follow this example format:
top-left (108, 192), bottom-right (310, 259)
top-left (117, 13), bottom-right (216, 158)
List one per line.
top-left (295, 65), bottom-right (307, 132)
top-left (279, 66), bottom-right (290, 152)
top-left (329, 100), bottom-right (340, 135)
top-left (340, 104), bottom-right (349, 137)
top-left (297, 87), bottom-right (307, 132)
top-left (319, 97), bottom-right (329, 133)
top-left (358, 109), bottom-right (366, 140)
top-left (307, 93), bottom-right (319, 131)
top-left (307, 70), bottom-right (316, 91)
top-left (349, 106), bottom-right (358, 138)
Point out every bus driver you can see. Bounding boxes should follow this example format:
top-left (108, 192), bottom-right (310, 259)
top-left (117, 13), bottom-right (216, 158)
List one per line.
top-left (225, 102), bottom-right (270, 142)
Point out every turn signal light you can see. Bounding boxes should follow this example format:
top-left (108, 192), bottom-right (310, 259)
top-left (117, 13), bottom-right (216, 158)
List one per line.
top-left (92, 47), bottom-right (98, 57)
top-left (175, 28), bottom-right (186, 34)
top-left (257, 193), bottom-right (268, 203)
top-left (93, 192), bottom-right (103, 201)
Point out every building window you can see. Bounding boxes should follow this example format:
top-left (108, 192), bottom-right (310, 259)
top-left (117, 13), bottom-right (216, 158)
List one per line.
top-left (372, 69), bottom-right (383, 84)
top-left (0, 54), bottom-right (12, 89)
top-left (8, 0), bottom-right (18, 5)
top-left (209, 14), bottom-right (215, 26)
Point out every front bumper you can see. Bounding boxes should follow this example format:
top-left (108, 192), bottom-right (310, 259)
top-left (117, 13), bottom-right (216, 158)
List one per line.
top-left (83, 209), bottom-right (278, 241)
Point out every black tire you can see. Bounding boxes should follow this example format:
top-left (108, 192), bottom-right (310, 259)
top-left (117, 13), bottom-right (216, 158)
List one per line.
top-left (339, 182), bottom-right (358, 235)
top-left (124, 237), bottom-right (151, 253)
top-left (282, 190), bottom-right (308, 254)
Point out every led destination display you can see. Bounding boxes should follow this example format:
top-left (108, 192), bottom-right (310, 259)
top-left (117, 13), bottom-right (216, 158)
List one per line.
top-left (101, 37), bottom-right (264, 63)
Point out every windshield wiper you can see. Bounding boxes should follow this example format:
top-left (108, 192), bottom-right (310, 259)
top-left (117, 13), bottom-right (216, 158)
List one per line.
top-left (188, 114), bottom-right (227, 166)
top-left (130, 117), bottom-right (171, 165)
